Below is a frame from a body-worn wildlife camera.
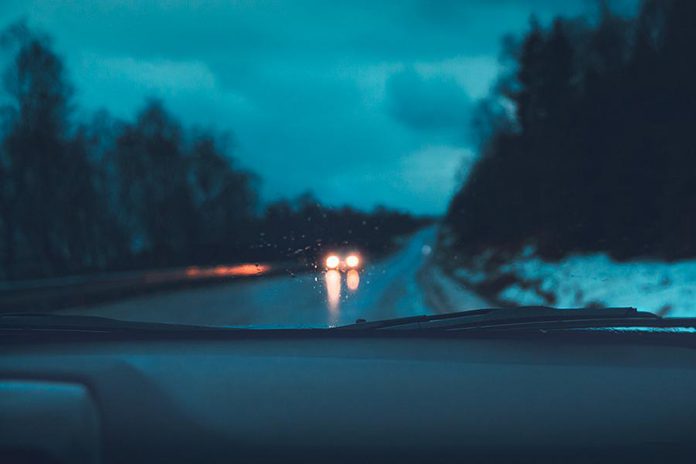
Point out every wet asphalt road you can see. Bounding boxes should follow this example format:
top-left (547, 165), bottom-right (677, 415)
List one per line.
top-left (60, 227), bottom-right (488, 327)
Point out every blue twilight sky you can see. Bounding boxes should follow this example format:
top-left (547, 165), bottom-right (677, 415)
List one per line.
top-left (0, 0), bottom-right (636, 214)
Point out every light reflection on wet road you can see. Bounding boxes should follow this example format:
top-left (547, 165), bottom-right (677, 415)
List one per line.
top-left (60, 227), bottom-right (488, 327)
top-left (325, 269), bottom-right (342, 323)
top-left (346, 270), bottom-right (360, 292)
top-left (324, 269), bottom-right (362, 325)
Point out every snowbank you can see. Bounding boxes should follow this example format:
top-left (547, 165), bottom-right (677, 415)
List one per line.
top-left (455, 252), bottom-right (696, 317)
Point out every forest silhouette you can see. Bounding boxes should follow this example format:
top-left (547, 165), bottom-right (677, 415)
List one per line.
top-left (446, 0), bottom-right (696, 262)
top-left (0, 23), bottom-right (426, 281)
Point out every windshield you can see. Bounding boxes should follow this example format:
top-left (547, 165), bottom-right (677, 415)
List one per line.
top-left (1, 0), bottom-right (692, 328)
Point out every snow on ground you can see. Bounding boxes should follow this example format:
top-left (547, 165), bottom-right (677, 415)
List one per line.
top-left (455, 251), bottom-right (696, 317)
top-left (418, 263), bottom-right (489, 313)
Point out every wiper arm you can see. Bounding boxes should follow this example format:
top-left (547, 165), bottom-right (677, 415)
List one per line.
top-left (337, 306), bottom-right (695, 332)
top-left (0, 313), bottom-right (224, 333)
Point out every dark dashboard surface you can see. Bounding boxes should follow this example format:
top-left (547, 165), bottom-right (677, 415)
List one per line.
top-left (2, 332), bottom-right (696, 463)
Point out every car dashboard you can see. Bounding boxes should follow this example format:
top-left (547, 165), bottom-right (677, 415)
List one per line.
top-left (1, 331), bottom-right (696, 463)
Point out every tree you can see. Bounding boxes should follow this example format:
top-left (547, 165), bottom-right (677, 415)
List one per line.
top-left (109, 100), bottom-right (198, 266)
top-left (445, 1), bottom-right (696, 261)
top-left (187, 133), bottom-right (258, 261)
top-left (0, 22), bottom-right (101, 277)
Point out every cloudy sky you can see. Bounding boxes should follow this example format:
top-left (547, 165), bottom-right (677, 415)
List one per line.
top-left (0, 0), bottom-right (629, 214)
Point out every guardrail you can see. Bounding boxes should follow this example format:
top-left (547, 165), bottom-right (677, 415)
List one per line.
top-left (0, 262), bottom-right (301, 312)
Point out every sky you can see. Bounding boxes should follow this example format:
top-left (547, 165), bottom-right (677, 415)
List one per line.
top-left (0, 0), bottom-right (634, 214)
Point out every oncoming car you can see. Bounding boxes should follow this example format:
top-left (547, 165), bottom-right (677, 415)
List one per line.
top-left (324, 252), bottom-right (363, 271)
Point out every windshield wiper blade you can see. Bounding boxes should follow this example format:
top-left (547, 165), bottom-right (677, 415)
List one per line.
top-left (0, 313), bottom-right (225, 333)
top-left (336, 306), bottom-right (694, 332)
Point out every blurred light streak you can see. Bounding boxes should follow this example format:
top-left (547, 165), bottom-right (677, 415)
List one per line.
top-left (346, 269), bottom-right (360, 291)
top-left (325, 269), bottom-right (341, 313)
top-left (185, 263), bottom-right (270, 278)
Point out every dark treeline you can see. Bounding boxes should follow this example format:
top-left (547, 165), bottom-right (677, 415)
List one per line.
top-left (254, 194), bottom-right (424, 265)
top-left (446, 0), bottom-right (696, 261)
top-left (0, 23), bottom-right (426, 281)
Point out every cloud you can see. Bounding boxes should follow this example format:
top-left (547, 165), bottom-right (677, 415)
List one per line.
top-left (414, 56), bottom-right (501, 99)
top-left (93, 57), bottom-right (218, 93)
top-left (326, 145), bottom-right (476, 214)
top-left (385, 67), bottom-right (473, 140)
top-left (0, 0), bottom-right (606, 213)
top-left (71, 53), bottom-right (254, 128)
top-left (397, 145), bottom-right (475, 212)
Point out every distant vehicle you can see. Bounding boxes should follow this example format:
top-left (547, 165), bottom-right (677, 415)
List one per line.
top-left (324, 252), bottom-right (363, 271)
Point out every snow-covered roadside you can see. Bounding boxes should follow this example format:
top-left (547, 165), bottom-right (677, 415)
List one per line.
top-left (417, 262), bottom-right (490, 313)
top-left (453, 251), bottom-right (696, 317)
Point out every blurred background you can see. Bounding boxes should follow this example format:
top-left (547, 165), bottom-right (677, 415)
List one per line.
top-left (2, 0), bottom-right (696, 325)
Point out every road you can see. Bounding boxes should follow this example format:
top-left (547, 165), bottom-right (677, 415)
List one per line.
top-left (60, 227), bottom-right (489, 327)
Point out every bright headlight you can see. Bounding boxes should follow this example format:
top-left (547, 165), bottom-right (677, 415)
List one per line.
top-left (325, 255), bottom-right (340, 269)
top-left (345, 254), bottom-right (360, 268)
